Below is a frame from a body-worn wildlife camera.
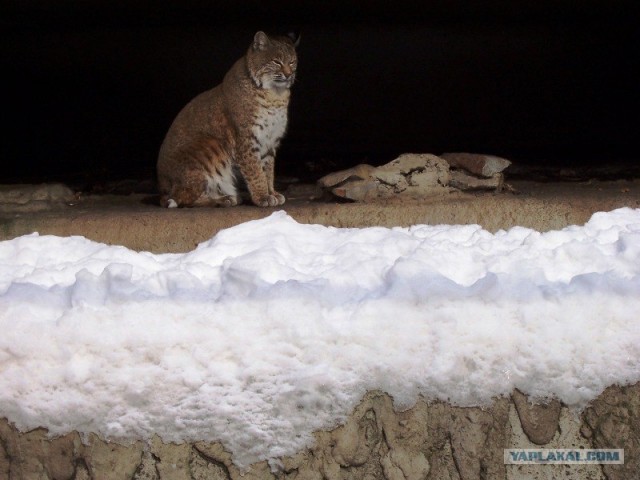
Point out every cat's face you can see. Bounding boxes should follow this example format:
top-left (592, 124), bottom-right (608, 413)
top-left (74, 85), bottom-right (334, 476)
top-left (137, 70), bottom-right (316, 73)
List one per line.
top-left (247, 31), bottom-right (298, 90)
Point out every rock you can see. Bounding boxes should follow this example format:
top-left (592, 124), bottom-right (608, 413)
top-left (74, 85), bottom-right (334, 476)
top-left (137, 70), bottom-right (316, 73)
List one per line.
top-left (0, 434), bottom-right (8, 479)
top-left (512, 389), bottom-right (561, 445)
top-left (449, 170), bottom-right (504, 191)
top-left (74, 460), bottom-right (93, 480)
top-left (332, 178), bottom-right (382, 202)
top-left (317, 165), bottom-right (382, 201)
top-left (83, 433), bottom-right (144, 479)
top-left (447, 399), bottom-right (511, 479)
top-left (149, 436), bottom-right (191, 480)
top-left (331, 405), bottom-right (381, 467)
top-left (318, 154), bottom-right (451, 201)
top-left (409, 165), bottom-right (447, 190)
top-left (0, 420), bottom-right (79, 480)
top-left (372, 169), bottom-right (408, 190)
top-left (190, 446), bottom-right (233, 480)
top-left (0, 183), bottom-right (76, 212)
top-left (376, 153), bottom-right (449, 181)
top-left (317, 164), bottom-right (376, 188)
top-left (317, 152), bottom-right (511, 201)
top-left (381, 447), bottom-right (430, 480)
top-left (132, 451), bottom-right (161, 480)
top-left (582, 383), bottom-right (640, 480)
top-left (376, 153), bottom-right (441, 176)
top-left (375, 153), bottom-right (450, 193)
top-left (441, 152), bottom-right (512, 178)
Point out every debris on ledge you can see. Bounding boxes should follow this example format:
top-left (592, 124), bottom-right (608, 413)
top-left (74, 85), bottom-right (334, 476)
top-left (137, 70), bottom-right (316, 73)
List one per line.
top-left (440, 152), bottom-right (512, 178)
top-left (318, 152), bottom-right (512, 201)
top-left (0, 183), bottom-right (77, 213)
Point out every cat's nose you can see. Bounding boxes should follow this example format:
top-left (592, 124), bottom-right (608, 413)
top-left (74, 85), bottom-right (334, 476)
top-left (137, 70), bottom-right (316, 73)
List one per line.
top-left (282, 64), bottom-right (292, 77)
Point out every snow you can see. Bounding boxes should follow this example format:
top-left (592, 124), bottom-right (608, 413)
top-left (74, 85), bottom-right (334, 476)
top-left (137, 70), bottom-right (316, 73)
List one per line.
top-left (1, 208), bottom-right (640, 467)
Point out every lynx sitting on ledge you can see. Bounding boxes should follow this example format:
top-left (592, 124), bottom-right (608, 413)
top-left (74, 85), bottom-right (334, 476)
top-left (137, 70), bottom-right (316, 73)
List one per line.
top-left (157, 31), bottom-right (299, 208)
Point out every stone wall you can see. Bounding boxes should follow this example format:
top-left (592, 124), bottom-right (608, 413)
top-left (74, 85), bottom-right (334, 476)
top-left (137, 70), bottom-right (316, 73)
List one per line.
top-left (1, 384), bottom-right (637, 480)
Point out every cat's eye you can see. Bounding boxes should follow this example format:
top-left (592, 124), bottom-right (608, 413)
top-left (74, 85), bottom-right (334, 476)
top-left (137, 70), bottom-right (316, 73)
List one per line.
top-left (273, 59), bottom-right (295, 72)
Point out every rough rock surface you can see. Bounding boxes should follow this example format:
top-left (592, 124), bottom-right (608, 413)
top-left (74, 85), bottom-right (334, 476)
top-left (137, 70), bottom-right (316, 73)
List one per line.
top-left (317, 153), bottom-right (511, 201)
top-left (317, 154), bottom-right (452, 201)
top-left (440, 153), bottom-right (512, 178)
top-left (0, 183), bottom-right (76, 212)
top-left (316, 164), bottom-right (377, 190)
top-left (449, 170), bottom-right (504, 191)
top-left (2, 385), bottom-right (638, 479)
top-left (581, 383), bottom-right (640, 480)
top-left (512, 389), bottom-right (562, 445)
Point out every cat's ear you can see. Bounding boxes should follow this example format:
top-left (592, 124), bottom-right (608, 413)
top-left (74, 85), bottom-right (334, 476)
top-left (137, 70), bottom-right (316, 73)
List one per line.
top-left (287, 31), bottom-right (301, 48)
top-left (253, 31), bottom-right (270, 51)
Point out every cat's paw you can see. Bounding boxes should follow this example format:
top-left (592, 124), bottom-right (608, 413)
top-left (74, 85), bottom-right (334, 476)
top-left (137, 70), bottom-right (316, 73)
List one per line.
top-left (253, 194), bottom-right (284, 207)
top-left (218, 195), bottom-right (239, 207)
top-left (273, 192), bottom-right (286, 205)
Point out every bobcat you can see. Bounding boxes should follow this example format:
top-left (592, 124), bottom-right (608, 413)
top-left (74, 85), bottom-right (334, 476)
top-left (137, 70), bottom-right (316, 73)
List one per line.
top-left (157, 31), bottom-right (299, 208)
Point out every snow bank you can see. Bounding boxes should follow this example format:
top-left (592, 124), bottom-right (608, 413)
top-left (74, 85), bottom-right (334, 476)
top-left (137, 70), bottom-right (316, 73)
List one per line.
top-left (1, 209), bottom-right (640, 467)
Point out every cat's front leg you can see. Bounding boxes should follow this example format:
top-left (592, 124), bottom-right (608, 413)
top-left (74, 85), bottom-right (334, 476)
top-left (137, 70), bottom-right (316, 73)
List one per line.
top-left (262, 155), bottom-right (285, 206)
top-left (237, 141), bottom-right (280, 207)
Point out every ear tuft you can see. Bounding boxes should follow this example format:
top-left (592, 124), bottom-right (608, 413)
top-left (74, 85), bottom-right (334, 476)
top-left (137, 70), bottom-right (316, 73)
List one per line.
top-left (287, 31), bottom-right (301, 48)
top-left (253, 31), bottom-right (270, 51)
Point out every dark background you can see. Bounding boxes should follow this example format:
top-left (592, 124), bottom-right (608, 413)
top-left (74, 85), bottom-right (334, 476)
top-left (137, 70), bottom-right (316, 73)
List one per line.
top-left (2, 1), bottom-right (639, 189)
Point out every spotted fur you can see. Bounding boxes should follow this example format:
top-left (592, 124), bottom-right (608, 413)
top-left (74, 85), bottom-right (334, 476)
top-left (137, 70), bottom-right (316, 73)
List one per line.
top-left (157, 31), bottom-right (298, 208)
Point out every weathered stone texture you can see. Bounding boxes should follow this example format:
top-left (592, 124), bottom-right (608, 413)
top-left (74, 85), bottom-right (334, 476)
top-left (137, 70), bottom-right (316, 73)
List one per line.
top-left (0, 395), bottom-right (563, 480)
top-left (317, 154), bottom-right (452, 201)
top-left (0, 184), bottom-right (76, 213)
top-left (582, 383), bottom-right (640, 480)
top-left (449, 170), bottom-right (504, 191)
top-left (5, 386), bottom-right (635, 479)
top-left (440, 153), bottom-right (512, 178)
top-left (512, 389), bottom-right (562, 445)
top-left (317, 152), bottom-right (511, 201)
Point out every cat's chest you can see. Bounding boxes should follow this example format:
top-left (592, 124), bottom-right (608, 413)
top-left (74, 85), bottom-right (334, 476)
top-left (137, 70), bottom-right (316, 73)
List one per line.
top-left (251, 105), bottom-right (288, 150)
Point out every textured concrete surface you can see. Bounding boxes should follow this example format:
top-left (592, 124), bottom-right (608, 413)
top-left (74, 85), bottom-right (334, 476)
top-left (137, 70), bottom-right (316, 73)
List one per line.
top-left (1, 180), bottom-right (640, 253)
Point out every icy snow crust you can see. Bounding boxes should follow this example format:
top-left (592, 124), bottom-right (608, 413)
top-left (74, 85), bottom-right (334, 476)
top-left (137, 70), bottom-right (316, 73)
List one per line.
top-left (1, 209), bottom-right (640, 467)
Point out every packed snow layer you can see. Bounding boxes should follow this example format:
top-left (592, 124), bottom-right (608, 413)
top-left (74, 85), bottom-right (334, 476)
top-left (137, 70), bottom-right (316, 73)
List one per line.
top-left (1, 209), bottom-right (640, 467)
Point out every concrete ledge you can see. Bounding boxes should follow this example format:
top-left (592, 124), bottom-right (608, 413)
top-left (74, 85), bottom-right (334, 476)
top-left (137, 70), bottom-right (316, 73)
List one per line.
top-left (1, 180), bottom-right (640, 252)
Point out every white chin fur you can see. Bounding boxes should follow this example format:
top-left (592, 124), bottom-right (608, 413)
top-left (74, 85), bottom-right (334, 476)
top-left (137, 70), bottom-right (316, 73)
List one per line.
top-left (264, 78), bottom-right (291, 90)
top-left (167, 199), bottom-right (178, 208)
